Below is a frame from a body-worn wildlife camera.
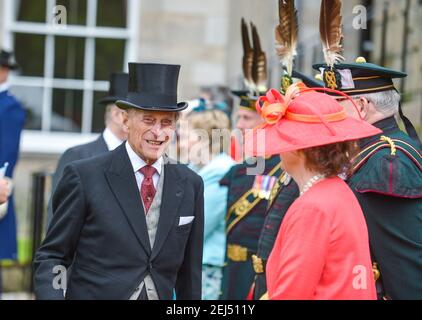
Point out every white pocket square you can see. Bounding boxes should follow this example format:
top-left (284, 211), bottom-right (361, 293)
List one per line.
top-left (178, 216), bottom-right (194, 226)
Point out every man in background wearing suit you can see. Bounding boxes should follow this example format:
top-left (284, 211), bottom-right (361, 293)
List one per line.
top-left (47, 72), bottom-right (129, 226)
top-left (34, 63), bottom-right (204, 300)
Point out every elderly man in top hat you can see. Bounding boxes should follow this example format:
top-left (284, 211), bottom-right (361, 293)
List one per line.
top-left (46, 72), bottom-right (129, 226)
top-left (314, 57), bottom-right (422, 300)
top-left (34, 63), bottom-right (204, 300)
top-left (0, 49), bottom-right (25, 262)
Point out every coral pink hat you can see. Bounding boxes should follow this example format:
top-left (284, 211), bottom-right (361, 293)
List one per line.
top-left (245, 84), bottom-right (382, 156)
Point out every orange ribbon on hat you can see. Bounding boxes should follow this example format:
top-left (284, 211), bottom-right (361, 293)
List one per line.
top-left (256, 89), bottom-right (288, 125)
top-left (256, 83), bottom-right (306, 125)
top-left (255, 83), bottom-right (348, 127)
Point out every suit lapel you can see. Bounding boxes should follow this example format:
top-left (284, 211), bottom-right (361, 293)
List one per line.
top-left (95, 134), bottom-right (109, 153)
top-left (151, 162), bottom-right (185, 260)
top-left (104, 145), bottom-right (151, 255)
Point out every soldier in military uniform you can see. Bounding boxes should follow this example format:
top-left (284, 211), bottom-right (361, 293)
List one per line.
top-left (0, 49), bottom-right (25, 295)
top-left (220, 149), bottom-right (282, 300)
top-left (314, 57), bottom-right (422, 299)
top-left (219, 19), bottom-right (283, 300)
top-left (250, 172), bottom-right (298, 300)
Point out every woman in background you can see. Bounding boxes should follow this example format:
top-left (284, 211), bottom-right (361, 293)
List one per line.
top-left (184, 109), bottom-right (235, 300)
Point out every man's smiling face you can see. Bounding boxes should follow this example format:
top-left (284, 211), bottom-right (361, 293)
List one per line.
top-left (124, 109), bottom-right (178, 163)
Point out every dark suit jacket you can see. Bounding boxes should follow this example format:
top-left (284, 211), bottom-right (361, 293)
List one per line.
top-left (46, 135), bottom-right (109, 225)
top-left (35, 144), bottom-right (204, 300)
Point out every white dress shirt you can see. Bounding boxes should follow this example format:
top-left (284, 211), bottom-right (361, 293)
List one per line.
top-left (125, 141), bottom-right (163, 189)
top-left (103, 127), bottom-right (124, 151)
top-left (125, 141), bottom-right (163, 300)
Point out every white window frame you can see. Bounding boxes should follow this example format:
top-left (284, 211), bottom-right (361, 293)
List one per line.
top-left (2, 0), bottom-right (140, 154)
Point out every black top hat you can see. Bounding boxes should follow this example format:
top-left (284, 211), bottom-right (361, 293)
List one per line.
top-left (0, 50), bottom-right (19, 70)
top-left (99, 72), bottom-right (129, 105)
top-left (116, 63), bottom-right (188, 112)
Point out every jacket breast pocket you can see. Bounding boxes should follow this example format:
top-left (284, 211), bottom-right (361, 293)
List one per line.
top-left (175, 222), bottom-right (193, 234)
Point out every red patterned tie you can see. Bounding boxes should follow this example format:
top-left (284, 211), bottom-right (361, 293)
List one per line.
top-left (139, 165), bottom-right (157, 213)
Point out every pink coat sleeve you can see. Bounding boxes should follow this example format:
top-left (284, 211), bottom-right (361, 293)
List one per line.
top-left (267, 204), bottom-right (331, 299)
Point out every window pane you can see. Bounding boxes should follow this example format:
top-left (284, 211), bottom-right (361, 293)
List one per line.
top-left (16, 0), bottom-right (46, 23)
top-left (51, 89), bottom-right (83, 132)
top-left (54, 36), bottom-right (85, 79)
top-left (56, 0), bottom-right (87, 25)
top-left (14, 33), bottom-right (45, 77)
top-left (94, 38), bottom-right (125, 81)
top-left (97, 0), bottom-right (127, 28)
top-left (9, 86), bottom-right (43, 130)
top-left (92, 91), bottom-right (107, 133)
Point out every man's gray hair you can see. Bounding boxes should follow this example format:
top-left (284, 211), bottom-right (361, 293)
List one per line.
top-left (355, 89), bottom-right (401, 117)
top-left (127, 107), bottom-right (180, 120)
top-left (104, 104), bottom-right (114, 125)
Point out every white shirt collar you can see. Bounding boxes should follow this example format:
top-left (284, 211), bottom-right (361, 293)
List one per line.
top-left (125, 141), bottom-right (163, 175)
top-left (103, 128), bottom-right (124, 151)
top-left (0, 82), bottom-right (10, 93)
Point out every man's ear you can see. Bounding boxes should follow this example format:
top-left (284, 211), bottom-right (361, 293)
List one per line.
top-left (357, 97), bottom-right (369, 119)
top-left (122, 109), bottom-right (129, 132)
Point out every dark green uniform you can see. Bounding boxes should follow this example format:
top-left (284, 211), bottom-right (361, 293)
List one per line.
top-left (219, 155), bottom-right (282, 300)
top-left (251, 173), bottom-right (299, 300)
top-left (348, 116), bottom-right (422, 299)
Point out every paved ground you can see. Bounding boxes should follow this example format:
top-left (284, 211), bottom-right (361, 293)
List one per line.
top-left (0, 292), bottom-right (34, 300)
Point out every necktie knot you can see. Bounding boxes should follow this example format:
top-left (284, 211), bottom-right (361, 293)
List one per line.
top-left (139, 165), bottom-right (157, 179)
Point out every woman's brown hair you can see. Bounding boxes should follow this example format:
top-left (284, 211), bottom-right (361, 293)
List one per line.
top-left (301, 141), bottom-right (360, 177)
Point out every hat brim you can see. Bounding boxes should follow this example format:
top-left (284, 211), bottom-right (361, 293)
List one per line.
top-left (231, 90), bottom-right (249, 98)
top-left (98, 96), bottom-right (126, 105)
top-left (245, 117), bottom-right (382, 157)
top-left (312, 62), bottom-right (407, 78)
top-left (292, 70), bottom-right (324, 88)
top-left (115, 100), bottom-right (188, 112)
top-left (231, 90), bottom-right (266, 99)
top-left (1, 63), bottom-right (19, 70)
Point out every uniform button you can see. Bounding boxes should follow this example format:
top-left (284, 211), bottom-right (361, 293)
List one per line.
top-left (149, 262), bottom-right (153, 270)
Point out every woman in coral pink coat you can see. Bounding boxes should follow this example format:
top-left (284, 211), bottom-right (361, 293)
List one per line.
top-left (246, 85), bottom-right (378, 300)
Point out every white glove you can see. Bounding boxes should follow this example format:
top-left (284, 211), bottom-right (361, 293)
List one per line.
top-left (0, 178), bottom-right (12, 220)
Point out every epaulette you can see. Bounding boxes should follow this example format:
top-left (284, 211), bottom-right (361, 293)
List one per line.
top-left (351, 135), bottom-right (422, 198)
top-left (353, 136), bottom-right (421, 172)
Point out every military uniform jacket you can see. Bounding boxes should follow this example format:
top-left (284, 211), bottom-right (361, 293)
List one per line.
top-left (0, 89), bottom-right (25, 260)
top-left (348, 116), bottom-right (422, 300)
top-left (252, 174), bottom-right (299, 300)
top-left (219, 155), bottom-right (282, 300)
